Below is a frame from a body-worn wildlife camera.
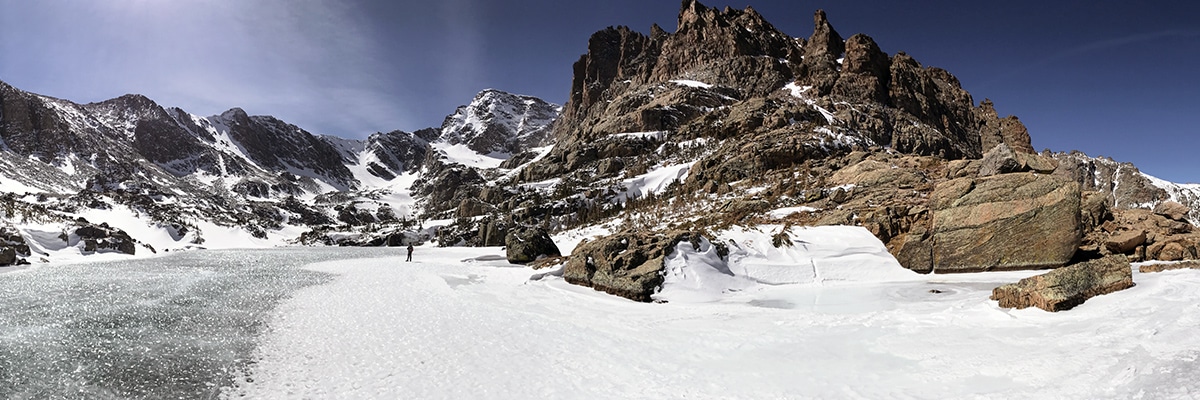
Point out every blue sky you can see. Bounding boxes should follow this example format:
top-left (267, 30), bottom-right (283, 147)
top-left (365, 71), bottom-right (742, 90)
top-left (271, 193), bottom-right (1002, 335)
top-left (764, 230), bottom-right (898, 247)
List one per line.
top-left (1, 0), bottom-right (1196, 183)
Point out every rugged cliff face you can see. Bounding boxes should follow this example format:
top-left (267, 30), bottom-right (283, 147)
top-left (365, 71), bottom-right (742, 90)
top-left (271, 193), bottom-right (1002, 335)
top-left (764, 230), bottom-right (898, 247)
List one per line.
top-left (525, 0), bottom-right (1033, 188)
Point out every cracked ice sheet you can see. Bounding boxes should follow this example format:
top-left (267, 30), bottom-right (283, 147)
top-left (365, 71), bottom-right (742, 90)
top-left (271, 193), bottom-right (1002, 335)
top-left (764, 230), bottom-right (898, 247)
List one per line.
top-left (228, 245), bottom-right (1200, 399)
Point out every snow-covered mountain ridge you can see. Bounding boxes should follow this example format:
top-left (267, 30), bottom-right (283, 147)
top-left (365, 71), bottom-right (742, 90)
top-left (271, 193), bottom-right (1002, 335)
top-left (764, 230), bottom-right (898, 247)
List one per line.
top-left (440, 89), bottom-right (560, 157)
top-left (0, 78), bottom-right (559, 265)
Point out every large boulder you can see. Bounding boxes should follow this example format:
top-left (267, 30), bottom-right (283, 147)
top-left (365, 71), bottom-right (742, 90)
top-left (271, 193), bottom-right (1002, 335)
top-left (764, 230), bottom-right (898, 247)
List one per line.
top-left (1104, 230), bottom-right (1147, 254)
top-left (1148, 241), bottom-right (1192, 262)
top-left (504, 227), bottom-right (561, 264)
top-left (1154, 201), bottom-right (1191, 222)
top-left (0, 247), bottom-right (15, 266)
top-left (829, 159), bottom-right (926, 188)
top-left (991, 255), bottom-right (1134, 312)
top-left (899, 173), bottom-right (1082, 273)
top-left (1, 227), bottom-right (30, 266)
top-left (563, 231), bottom-right (705, 302)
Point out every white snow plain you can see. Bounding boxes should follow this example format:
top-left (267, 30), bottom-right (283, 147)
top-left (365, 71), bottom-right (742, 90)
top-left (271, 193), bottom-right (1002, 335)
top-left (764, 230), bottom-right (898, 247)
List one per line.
top-left (225, 227), bottom-right (1200, 399)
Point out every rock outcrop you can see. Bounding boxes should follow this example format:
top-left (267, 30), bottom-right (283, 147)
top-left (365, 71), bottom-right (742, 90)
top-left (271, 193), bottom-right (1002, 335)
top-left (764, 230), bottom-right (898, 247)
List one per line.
top-left (526, 1), bottom-right (1035, 187)
top-left (564, 231), bottom-right (705, 302)
top-left (978, 143), bottom-right (1055, 177)
top-left (504, 227), bottom-right (561, 264)
top-left (73, 222), bottom-right (137, 255)
top-left (975, 99), bottom-right (1034, 154)
top-left (1104, 229), bottom-right (1147, 254)
top-left (991, 255), bottom-right (1134, 312)
top-left (0, 226), bottom-right (30, 266)
top-left (1079, 207), bottom-right (1198, 262)
top-left (896, 173), bottom-right (1082, 273)
top-left (1139, 260), bottom-right (1200, 273)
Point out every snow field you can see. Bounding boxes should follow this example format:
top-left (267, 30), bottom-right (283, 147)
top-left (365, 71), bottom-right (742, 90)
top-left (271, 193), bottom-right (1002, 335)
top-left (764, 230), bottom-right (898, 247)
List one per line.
top-left (228, 228), bottom-right (1200, 399)
top-left (669, 79), bottom-right (714, 89)
top-left (617, 162), bottom-right (695, 203)
top-left (430, 142), bottom-right (509, 169)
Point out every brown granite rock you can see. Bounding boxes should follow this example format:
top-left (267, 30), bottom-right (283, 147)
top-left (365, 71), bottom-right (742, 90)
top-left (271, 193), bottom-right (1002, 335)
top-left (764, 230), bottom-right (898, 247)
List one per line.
top-left (832, 33), bottom-right (890, 104)
top-left (1154, 201), bottom-right (1191, 222)
top-left (456, 198), bottom-right (495, 219)
top-left (1105, 230), bottom-right (1147, 254)
top-left (975, 99), bottom-right (1035, 154)
top-left (924, 173), bottom-right (1082, 273)
top-left (1156, 242), bottom-right (1189, 262)
top-left (977, 143), bottom-right (1022, 177)
top-left (1139, 260), bottom-right (1200, 273)
top-left (798, 9), bottom-right (845, 95)
top-left (1079, 191), bottom-right (1112, 233)
top-left (978, 143), bottom-right (1057, 177)
top-left (991, 255), bottom-right (1134, 312)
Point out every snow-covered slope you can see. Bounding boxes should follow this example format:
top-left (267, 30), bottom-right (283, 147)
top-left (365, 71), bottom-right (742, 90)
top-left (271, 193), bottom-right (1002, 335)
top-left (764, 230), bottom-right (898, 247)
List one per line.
top-left (1052, 151), bottom-right (1200, 225)
top-left (1146, 174), bottom-right (1200, 221)
top-left (438, 89), bottom-right (560, 157)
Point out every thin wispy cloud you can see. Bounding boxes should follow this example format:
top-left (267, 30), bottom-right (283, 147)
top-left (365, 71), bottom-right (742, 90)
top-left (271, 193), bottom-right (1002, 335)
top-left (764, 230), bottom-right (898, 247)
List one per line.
top-left (435, 0), bottom-right (486, 101)
top-left (0, 0), bottom-right (410, 137)
top-left (979, 29), bottom-right (1200, 89)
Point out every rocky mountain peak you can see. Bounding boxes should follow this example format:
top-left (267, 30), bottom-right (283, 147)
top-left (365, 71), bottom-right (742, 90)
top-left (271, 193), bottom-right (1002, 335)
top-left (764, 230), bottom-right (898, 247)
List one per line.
top-left (527, 5), bottom-right (1045, 190)
top-left (439, 89), bottom-right (559, 156)
top-left (677, 0), bottom-right (770, 34)
top-left (219, 106), bottom-right (249, 120)
top-left (677, 0), bottom-right (706, 28)
top-left (87, 93), bottom-right (158, 111)
top-left (807, 10), bottom-right (844, 58)
top-left (798, 9), bottom-right (847, 96)
top-left (832, 33), bottom-right (891, 104)
top-left (358, 129), bottom-right (432, 179)
top-left (657, 0), bottom-right (795, 82)
top-left (82, 94), bottom-right (173, 129)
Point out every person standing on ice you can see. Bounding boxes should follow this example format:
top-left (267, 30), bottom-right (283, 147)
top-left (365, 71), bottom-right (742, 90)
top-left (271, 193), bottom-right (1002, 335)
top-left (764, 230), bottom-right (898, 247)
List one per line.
top-left (406, 243), bottom-right (414, 262)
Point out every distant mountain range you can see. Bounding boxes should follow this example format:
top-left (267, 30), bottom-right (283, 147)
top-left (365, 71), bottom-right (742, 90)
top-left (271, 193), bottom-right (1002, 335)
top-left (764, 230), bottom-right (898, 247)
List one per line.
top-left (0, 78), bottom-right (560, 263)
top-left (1, 0), bottom-right (1197, 278)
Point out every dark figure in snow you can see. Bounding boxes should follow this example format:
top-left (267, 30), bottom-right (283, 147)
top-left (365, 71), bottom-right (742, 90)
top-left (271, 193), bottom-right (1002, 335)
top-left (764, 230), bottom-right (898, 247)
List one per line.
top-left (406, 244), bottom-right (414, 262)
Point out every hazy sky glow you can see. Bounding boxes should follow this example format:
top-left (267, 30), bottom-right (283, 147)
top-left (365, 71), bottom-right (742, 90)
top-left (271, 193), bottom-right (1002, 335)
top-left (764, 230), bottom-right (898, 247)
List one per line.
top-left (1, 0), bottom-right (1197, 182)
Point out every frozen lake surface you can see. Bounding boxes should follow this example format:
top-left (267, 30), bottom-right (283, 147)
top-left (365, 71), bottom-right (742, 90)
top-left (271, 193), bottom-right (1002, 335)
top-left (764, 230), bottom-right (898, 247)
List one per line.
top-left (0, 247), bottom-right (398, 399)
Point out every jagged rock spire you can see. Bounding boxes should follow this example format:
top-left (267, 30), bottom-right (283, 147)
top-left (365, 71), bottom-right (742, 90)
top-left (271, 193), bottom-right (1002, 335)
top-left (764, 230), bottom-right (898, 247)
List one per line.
top-left (678, 0), bottom-right (706, 29)
top-left (806, 10), bottom-right (845, 59)
top-left (798, 10), bottom-right (846, 96)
